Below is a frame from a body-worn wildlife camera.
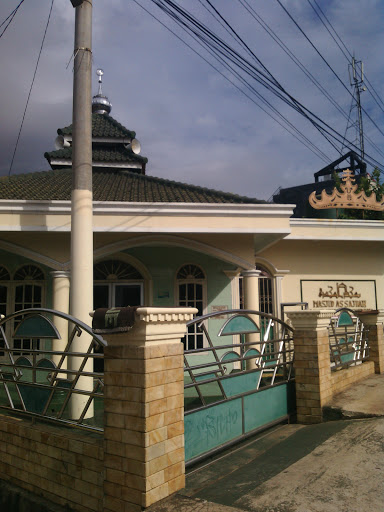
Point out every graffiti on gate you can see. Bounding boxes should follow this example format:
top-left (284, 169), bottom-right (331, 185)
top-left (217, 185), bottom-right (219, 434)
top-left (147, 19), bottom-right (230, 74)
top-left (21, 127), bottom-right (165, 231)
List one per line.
top-left (185, 400), bottom-right (243, 460)
top-left (197, 409), bottom-right (239, 443)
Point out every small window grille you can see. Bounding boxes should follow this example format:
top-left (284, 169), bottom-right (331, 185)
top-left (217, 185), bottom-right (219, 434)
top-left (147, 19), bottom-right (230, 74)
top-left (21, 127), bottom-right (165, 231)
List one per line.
top-left (177, 265), bottom-right (206, 350)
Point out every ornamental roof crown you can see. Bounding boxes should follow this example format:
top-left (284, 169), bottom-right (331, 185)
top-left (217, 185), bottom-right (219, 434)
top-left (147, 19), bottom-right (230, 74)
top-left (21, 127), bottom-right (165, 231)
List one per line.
top-left (308, 169), bottom-right (384, 211)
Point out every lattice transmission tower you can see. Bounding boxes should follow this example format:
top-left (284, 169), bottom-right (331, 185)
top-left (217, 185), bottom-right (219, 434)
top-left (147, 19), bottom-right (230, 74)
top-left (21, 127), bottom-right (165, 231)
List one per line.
top-left (340, 57), bottom-right (366, 159)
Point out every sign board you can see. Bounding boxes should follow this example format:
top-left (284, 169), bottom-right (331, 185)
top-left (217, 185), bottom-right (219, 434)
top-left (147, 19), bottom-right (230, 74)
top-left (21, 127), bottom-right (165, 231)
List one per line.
top-left (211, 305), bottom-right (229, 319)
top-left (301, 280), bottom-right (377, 310)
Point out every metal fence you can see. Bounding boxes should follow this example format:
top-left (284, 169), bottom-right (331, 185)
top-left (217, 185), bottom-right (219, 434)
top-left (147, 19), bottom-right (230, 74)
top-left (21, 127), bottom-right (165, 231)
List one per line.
top-left (328, 308), bottom-right (369, 371)
top-left (184, 309), bottom-right (295, 413)
top-left (0, 308), bottom-right (106, 432)
top-left (183, 309), bottom-right (296, 464)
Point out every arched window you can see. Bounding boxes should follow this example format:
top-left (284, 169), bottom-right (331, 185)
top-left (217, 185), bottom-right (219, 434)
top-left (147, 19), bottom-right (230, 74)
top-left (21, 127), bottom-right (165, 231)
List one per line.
top-left (256, 265), bottom-right (273, 316)
top-left (13, 265), bottom-right (45, 355)
top-left (177, 264), bottom-right (206, 350)
top-left (93, 259), bottom-right (144, 309)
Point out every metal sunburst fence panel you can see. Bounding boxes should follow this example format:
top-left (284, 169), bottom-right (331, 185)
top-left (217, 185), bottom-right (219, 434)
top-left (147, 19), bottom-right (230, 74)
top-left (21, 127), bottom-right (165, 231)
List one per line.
top-left (183, 309), bottom-right (295, 414)
top-left (328, 308), bottom-right (370, 371)
top-left (0, 308), bottom-right (106, 432)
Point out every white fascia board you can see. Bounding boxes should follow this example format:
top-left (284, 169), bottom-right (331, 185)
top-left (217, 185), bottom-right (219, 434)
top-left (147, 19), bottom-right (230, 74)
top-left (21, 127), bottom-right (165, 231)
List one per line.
top-left (91, 202), bottom-right (295, 218)
top-left (0, 200), bottom-right (294, 218)
top-left (0, 200), bottom-right (71, 214)
top-left (0, 226), bottom-right (293, 234)
top-left (62, 136), bottom-right (134, 144)
top-left (0, 200), bottom-right (294, 233)
top-left (288, 218), bottom-right (384, 241)
top-left (89, 227), bottom-right (292, 234)
top-left (49, 159), bottom-right (142, 169)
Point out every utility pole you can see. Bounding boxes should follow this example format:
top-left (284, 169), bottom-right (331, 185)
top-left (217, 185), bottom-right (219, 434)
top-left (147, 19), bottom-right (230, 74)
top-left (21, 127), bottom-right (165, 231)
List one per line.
top-left (69, 0), bottom-right (93, 419)
top-left (350, 57), bottom-right (366, 160)
top-left (342, 57), bottom-right (366, 159)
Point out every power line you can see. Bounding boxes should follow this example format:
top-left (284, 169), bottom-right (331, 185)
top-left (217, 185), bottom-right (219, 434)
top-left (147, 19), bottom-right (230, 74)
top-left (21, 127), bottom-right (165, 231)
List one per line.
top-left (0, 0), bottom-right (25, 39)
top-left (155, 0), bottom-right (384, 168)
top-left (275, 0), bottom-right (384, 138)
top-left (236, 0), bottom-right (350, 123)
top-left (8, 0), bottom-right (55, 177)
top-left (132, 0), bottom-right (331, 163)
top-left (306, 0), bottom-right (384, 116)
top-left (174, 1), bottom-right (359, 155)
top-left (145, 0), bottom-right (384, 171)
top-left (305, 0), bottom-right (350, 61)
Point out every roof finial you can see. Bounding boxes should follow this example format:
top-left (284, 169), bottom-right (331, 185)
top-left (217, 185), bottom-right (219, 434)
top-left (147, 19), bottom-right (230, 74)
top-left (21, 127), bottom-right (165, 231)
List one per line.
top-left (97, 68), bottom-right (104, 94)
top-left (92, 68), bottom-right (112, 115)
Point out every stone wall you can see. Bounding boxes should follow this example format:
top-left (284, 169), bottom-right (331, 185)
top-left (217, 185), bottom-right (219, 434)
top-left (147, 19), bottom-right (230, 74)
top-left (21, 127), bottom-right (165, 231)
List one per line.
top-left (288, 309), bottom-right (382, 424)
top-left (0, 414), bottom-right (103, 512)
top-left (330, 361), bottom-right (374, 396)
top-left (0, 307), bottom-right (196, 512)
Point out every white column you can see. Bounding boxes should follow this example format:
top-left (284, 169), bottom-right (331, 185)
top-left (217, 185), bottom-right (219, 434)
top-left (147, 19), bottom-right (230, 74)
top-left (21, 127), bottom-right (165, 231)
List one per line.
top-left (50, 271), bottom-right (70, 369)
top-left (70, 0), bottom-right (94, 419)
top-left (242, 269), bottom-right (261, 312)
top-left (241, 269), bottom-right (261, 369)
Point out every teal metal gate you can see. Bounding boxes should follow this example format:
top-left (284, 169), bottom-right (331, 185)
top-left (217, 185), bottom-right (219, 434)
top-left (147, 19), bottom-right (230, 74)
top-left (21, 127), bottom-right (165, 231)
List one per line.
top-left (184, 309), bottom-right (295, 466)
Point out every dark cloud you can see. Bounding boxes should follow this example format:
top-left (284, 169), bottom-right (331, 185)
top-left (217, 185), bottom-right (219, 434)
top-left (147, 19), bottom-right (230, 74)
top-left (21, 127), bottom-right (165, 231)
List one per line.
top-left (0, 0), bottom-right (383, 199)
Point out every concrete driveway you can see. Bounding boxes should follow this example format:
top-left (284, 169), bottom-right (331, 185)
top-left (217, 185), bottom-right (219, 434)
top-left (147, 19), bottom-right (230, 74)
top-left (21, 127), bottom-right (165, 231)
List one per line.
top-left (150, 417), bottom-right (384, 512)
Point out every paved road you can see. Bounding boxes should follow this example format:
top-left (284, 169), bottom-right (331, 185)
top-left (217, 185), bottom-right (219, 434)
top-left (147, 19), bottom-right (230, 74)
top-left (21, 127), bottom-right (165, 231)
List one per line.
top-left (150, 417), bottom-right (384, 512)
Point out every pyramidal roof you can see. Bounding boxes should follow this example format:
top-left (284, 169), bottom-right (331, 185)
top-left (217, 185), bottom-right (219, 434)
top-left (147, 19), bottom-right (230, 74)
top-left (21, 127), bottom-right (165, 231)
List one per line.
top-left (44, 114), bottom-right (147, 173)
top-left (58, 113), bottom-right (136, 139)
top-left (0, 168), bottom-right (265, 204)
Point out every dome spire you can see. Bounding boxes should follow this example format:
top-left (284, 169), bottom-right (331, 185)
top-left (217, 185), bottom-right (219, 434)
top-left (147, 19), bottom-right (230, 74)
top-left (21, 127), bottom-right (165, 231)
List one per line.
top-left (92, 68), bottom-right (112, 115)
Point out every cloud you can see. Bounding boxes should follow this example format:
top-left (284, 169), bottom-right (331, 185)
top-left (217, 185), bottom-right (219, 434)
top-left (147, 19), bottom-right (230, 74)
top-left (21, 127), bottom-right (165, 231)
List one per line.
top-left (0, 0), bottom-right (382, 200)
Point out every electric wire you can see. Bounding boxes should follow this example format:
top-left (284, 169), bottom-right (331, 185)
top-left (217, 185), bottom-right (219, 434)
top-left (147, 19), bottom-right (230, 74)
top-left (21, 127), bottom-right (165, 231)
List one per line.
top-left (205, 0), bottom-right (356, 159)
top-left (306, 0), bottom-right (384, 116)
top-left (164, 0), bottom-right (360, 156)
top-left (0, 0), bottom-right (25, 39)
top-left (175, 0), bottom-right (364, 156)
top-left (275, 0), bottom-right (384, 137)
top-left (132, 0), bottom-right (331, 163)
top-left (184, 18), bottom-right (332, 163)
top-left (8, 0), bottom-right (55, 177)
top-left (239, 0), bottom-right (384, 162)
top-left (305, 0), bottom-right (350, 61)
top-left (307, 0), bottom-right (384, 112)
top-left (237, 0), bottom-right (350, 123)
top-left (150, 0), bottom-right (384, 170)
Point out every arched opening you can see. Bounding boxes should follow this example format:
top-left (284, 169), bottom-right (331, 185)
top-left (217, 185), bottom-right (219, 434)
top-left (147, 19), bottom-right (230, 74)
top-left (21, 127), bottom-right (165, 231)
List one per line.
top-left (176, 264), bottom-right (206, 350)
top-left (93, 259), bottom-right (144, 309)
top-left (256, 264), bottom-right (274, 317)
top-left (13, 265), bottom-right (45, 355)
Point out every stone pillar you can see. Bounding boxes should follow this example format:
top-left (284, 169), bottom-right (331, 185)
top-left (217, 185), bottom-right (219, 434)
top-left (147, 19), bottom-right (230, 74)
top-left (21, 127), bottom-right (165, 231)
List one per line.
top-left (241, 269), bottom-right (261, 368)
top-left (102, 307), bottom-right (197, 511)
top-left (361, 310), bottom-right (384, 374)
top-left (287, 310), bottom-right (333, 424)
top-left (50, 271), bottom-right (70, 368)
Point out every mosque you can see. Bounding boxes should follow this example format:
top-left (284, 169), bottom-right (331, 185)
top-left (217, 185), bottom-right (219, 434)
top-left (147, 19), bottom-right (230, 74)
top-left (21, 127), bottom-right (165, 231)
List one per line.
top-left (0, 70), bottom-right (382, 359)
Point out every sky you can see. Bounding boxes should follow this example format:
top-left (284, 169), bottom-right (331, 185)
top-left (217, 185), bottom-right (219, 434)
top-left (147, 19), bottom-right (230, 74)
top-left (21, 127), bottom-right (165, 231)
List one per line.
top-left (0, 0), bottom-right (383, 200)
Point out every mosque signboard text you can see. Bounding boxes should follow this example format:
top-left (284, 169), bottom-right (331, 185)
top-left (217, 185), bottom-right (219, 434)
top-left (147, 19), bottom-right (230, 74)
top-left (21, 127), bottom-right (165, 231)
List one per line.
top-left (300, 280), bottom-right (377, 310)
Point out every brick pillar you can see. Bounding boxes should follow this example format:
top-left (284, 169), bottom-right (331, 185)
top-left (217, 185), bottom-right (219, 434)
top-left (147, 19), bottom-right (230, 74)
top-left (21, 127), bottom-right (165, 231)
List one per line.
top-left (101, 307), bottom-right (196, 512)
top-left (287, 310), bottom-right (333, 424)
top-left (361, 310), bottom-right (384, 374)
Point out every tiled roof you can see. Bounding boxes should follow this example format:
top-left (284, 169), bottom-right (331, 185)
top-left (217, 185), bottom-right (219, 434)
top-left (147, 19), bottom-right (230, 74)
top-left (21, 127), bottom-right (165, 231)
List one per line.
top-left (0, 168), bottom-right (265, 204)
top-left (58, 114), bottom-right (136, 139)
top-left (44, 145), bottom-right (148, 166)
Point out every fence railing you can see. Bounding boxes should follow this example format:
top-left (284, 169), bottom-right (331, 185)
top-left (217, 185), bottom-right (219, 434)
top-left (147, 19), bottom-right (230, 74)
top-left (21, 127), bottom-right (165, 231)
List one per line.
top-left (184, 309), bottom-right (294, 413)
top-left (328, 308), bottom-right (369, 371)
top-left (0, 308), bottom-right (106, 432)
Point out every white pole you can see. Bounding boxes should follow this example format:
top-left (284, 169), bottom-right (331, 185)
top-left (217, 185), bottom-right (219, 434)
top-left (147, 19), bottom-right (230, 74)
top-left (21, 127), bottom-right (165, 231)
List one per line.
top-left (70, 0), bottom-right (94, 419)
